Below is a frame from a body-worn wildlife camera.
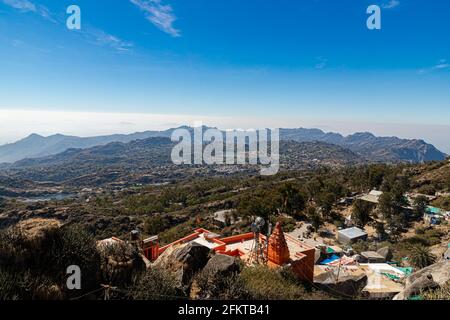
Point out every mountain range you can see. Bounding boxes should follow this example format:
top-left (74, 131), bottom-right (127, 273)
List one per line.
top-left (279, 128), bottom-right (446, 163)
top-left (0, 127), bottom-right (446, 164)
top-left (0, 138), bottom-right (364, 187)
top-left (0, 130), bottom-right (173, 163)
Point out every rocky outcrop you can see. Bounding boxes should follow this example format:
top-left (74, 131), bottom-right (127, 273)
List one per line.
top-left (0, 218), bottom-right (62, 266)
top-left (377, 246), bottom-right (393, 262)
top-left (153, 242), bottom-right (210, 292)
top-left (394, 261), bottom-right (450, 300)
top-left (361, 251), bottom-right (386, 263)
top-left (16, 218), bottom-right (62, 247)
top-left (190, 254), bottom-right (242, 299)
top-left (394, 274), bottom-right (439, 300)
top-left (405, 261), bottom-right (450, 287)
top-left (201, 254), bottom-right (241, 278)
top-left (314, 270), bottom-right (368, 297)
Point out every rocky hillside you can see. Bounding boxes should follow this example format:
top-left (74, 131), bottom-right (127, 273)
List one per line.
top-left (0, 130), bottom-right (174, 164)
top-left (280, 129), bottom-right (446, 163)
top-left (0, 138), bottom-right (364, 187)
top-left (0, 126), bottom-right (446, 164)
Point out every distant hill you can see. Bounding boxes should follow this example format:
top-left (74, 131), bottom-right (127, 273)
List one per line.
top-left (0, 126), bottom-right (446, 164)
top-left (280, 128), bottom-right (446, 163)
top-left (0, 130), bottom-right (174, 163)
top-left (0, 138), bottom-right (364, 187)
top-left (411, 159), bottom-right (450, 191)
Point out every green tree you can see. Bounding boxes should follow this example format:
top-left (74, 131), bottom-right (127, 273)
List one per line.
top-left (238, 190), bottom-right (278, 231)
top-left (240, 266), bottom-right (308, 300)
top-left (374, 221), bottom-right (386, 240)
top-left (277, 183), bottom-right (305, 216)
top-left (322, 178), bottom-right (344, 198)
top-left (317, 192), bottom-right (335, 218)
top-left (409, 245), bottom-right (436, 269)
top-left (305, 178), bottom-right (323, 200)
top-left (413, 196), bottom-right (428, 219)
top-left (0, 225), bottom-right (101, 299)
top-left (144, 215), bottom-right (169, 235)
top-left (128, 267), bottom-right (183, 300)
top-left (379, 192), bottom-right (394, 220)
top-left (160, 188), bottom-right (188, 208)
top-left (306, 206), bottom-right (323, 232)
top-left (368, 165), bottom-right (387, 190)
top-left (194, 268), bottom-right (249, 300)
top-left (351, 199), bottom-right (373, 228)
top-left (379, 190), bottom-right (408, 234)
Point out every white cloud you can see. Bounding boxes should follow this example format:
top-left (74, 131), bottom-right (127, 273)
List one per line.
top-left (2, 0), bottom-right (56, 22)
top-left (130, 0), bottom-right (180, 37)
top-left (418, 59), bottom-right (450, 74)
top-left (35, 4), bottom-right (55, 22)
top-left (84, 27), bottom-right (134, 52)
top-left (432, 59), bottom-right (450, 70)
top-left (382, 0), bottom-right (400, 9)
top-left (3, 1), bottom-right (132, 52)
top-left (2, 0), bottom-right (35, 11)
top-left (315, 57), bottom-right (328, 70)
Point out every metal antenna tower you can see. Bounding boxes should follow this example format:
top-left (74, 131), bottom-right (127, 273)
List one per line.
top-left (250, 216), bottom-right (266, 264)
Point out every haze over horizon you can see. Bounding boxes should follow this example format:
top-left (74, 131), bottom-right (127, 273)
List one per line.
top-left (0, 109), bottom-right (449, 154)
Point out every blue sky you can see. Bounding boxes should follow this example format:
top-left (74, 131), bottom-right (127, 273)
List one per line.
top-left (0, 0), bottom-right (449, 151)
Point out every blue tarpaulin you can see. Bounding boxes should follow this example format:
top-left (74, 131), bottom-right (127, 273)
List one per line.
top-left (320, 254), bottom-right (340, 265)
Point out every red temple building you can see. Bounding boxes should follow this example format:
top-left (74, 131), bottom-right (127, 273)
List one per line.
top-left (139, 222), bottom-right (315, 282)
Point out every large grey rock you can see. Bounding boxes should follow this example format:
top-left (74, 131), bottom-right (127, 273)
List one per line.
top-left (314, 270), bottom-right (368, 297)
top-left (393, 261), bottom-right (450, 300)
top-left (202, 254), bottom-right (241, 277)
top-left (393, 274), bottom-right (439, 300)
top-left (190, 254), bottom-right (242, 299)
top-left (361, 251), bottom-right (386, 263)
top-left (153, 242), bottom-right (210, 291)
top-left (405, 260), bottom-right (450, 287)
top-left (377, 246), bottom-right (393, 261)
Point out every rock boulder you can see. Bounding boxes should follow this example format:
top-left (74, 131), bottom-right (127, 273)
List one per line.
top-left (153, 242), bottom-right (210, 291)
top-left (190, 254), bottom-right (242, 299)
top-left (405, 260), bottom-right (450, 287)
top-left (201, 254), bottom-right (241, 278)
top-left (393, 261), bottom-right (450, 300)
top-left (377, 246), bottom-right (393, 261)
top-left (314, 269), bottom-right (368, 297)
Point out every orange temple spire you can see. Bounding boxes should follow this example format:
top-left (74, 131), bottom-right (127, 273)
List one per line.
top-left (267, 222), bottom-right (290, 266)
